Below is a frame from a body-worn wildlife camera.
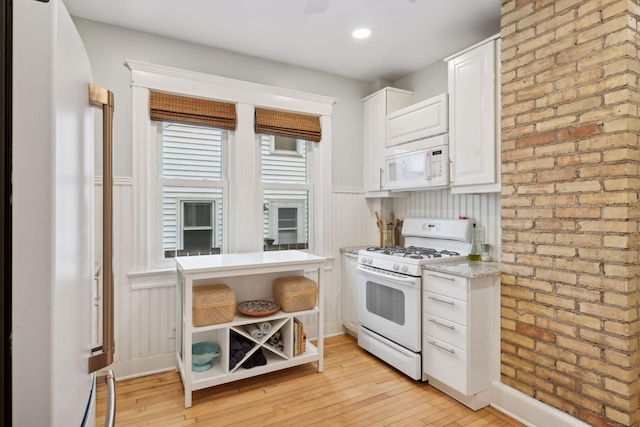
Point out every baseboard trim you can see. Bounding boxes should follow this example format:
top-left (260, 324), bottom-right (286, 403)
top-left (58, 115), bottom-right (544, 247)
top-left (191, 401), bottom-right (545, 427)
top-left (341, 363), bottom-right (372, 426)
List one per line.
top-left (109, 353), bottom-right (176, 382)
top-left (491, 382), bottom-right (591, 427)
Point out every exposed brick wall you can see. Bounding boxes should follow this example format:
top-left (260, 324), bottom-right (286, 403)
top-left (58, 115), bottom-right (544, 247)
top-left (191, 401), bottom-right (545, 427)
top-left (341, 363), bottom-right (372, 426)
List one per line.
top-left (500, 1), bottom-right (640, 426)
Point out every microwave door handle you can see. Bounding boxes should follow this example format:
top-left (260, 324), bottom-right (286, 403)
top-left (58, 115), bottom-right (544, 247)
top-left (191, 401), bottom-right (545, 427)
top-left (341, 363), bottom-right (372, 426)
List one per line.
top-left (426, 151), bottom-right (432, 181)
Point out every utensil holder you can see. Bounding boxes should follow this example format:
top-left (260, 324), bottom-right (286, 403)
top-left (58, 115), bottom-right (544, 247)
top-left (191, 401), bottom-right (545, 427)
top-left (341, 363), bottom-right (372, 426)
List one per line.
top-left (380, 229), bottom-right (395, 247)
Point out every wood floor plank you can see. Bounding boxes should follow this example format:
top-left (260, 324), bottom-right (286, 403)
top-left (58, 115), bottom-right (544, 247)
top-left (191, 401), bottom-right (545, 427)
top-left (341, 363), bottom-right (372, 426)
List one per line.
top-left (96, 334), bottom-right (525, 426)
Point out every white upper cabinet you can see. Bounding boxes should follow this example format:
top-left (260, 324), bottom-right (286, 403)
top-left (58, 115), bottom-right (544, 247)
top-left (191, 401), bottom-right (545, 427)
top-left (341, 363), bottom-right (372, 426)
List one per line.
top-left (362, 87), bottom-right (413, 195)
top-left (386, 93), bottom-right (448, 148)
top-left (446, 35), bottom-right (500, 194)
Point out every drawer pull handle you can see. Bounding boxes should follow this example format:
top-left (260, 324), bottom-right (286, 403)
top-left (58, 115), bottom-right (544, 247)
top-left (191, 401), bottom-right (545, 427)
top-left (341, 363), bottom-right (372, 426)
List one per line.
top-left (428, 296), bottom-right (455, 305)
top-left (428, 273), bottom-right (455, 281)
top-left (428, 341), bottom-right (455, 354)
top-left (428, 318), bottom-right (455, 330)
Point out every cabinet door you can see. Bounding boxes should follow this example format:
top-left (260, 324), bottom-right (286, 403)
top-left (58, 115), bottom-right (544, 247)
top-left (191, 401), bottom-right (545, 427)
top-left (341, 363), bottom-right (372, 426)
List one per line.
top-left (341, 254), bottom-right (359, 334)
top-left (449, 40), bottom-right (496, 187)
top-left (363, 92), bottom-right (385, 192)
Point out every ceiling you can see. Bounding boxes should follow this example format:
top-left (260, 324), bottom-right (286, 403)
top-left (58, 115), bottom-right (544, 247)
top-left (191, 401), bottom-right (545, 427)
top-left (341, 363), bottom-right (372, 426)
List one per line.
top-left (62, 0), bottom-right (501, 83)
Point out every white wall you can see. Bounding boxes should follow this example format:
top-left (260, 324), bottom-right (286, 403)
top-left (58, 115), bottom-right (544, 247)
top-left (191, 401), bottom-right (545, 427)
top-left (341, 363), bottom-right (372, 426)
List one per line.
top-left (392, 60), bottom-right (448, 103)
top-left (72, 17), bottom-right (371, 188)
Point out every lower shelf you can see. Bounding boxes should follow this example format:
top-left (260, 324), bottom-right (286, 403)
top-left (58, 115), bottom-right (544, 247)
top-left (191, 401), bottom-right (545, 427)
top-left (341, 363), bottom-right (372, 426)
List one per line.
top-left (177, 341), bottom-right (319, 392)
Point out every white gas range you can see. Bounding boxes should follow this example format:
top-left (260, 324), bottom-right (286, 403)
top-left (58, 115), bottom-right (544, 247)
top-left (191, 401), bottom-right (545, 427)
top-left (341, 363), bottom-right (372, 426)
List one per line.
top-left (356, 218), bottom-right (472, 380)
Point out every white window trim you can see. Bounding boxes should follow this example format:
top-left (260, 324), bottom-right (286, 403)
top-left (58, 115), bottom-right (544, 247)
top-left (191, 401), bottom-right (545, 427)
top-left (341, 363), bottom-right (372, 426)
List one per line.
top-left (128, 60), bottom-right (335, 274)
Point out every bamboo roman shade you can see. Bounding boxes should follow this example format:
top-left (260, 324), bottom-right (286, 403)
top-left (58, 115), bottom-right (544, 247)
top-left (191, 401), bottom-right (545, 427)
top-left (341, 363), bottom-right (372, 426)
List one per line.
top-left (255, 107), bottom-right (322, 142)
top-left (149, 91), bottom-right (236, 130)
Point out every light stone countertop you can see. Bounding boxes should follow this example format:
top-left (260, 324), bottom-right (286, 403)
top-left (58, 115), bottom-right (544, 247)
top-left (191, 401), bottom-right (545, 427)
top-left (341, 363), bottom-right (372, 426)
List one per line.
top-left (423, 260), bottom-right (501, 278)
top-left (340, 246), bottom-right (373, 255)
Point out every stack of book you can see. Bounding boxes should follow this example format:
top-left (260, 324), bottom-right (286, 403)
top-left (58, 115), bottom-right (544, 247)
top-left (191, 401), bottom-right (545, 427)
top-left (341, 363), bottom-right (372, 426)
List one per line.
top-left (293, 318), bottom-right (306, 356)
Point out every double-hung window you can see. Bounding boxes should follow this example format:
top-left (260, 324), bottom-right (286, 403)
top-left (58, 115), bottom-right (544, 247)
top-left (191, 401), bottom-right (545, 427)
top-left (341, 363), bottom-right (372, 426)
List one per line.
top-left (151, 122), bottom-right (227, 260)
top-left (260, 134), bottom-right (312, 250)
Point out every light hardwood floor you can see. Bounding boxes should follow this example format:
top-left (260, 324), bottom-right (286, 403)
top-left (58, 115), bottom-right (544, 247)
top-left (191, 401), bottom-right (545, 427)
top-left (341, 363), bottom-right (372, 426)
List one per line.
top-left (96, 334), bottom-right (524, 426)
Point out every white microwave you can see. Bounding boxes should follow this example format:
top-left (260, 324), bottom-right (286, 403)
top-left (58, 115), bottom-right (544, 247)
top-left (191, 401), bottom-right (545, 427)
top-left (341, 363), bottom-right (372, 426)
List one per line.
top-left (384, 134), bottom-right (449, 191)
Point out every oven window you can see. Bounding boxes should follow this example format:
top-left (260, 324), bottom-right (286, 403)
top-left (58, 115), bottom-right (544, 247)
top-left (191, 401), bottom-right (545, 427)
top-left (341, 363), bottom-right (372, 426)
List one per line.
top-left (365, 281), bottom-right (405, 325)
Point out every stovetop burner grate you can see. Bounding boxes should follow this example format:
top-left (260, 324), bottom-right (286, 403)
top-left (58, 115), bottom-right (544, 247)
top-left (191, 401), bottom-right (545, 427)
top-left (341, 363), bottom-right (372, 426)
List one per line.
top-left (365, 245), bottom-right (461, 260)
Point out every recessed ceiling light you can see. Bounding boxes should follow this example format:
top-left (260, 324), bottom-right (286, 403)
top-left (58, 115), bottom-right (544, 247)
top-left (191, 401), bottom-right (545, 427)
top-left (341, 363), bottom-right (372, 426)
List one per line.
top-left (352, 28), bottom-right (371, 39)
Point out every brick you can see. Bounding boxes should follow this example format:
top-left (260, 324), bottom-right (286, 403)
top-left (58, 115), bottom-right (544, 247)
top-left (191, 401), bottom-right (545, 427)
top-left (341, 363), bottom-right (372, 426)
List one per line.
top-left (555, 207), bottom-right (600, 218)
top-left (518, 299), bottom-right (557, 317)
top-left (557, 387), bottom-right (604, 414)
top-left (578, 408), bottom-right (623, 427)
top-left (536, 8), bottom-right (575, 34)
top-left (557, 335), bottom-right (602, 358)
top-left (502, 263), bottom-right (535, 277)
top-left (604, 88), bottom-right (636, 105)
top-left (502, 196), bottom-right (534, 207)
top-left (605, 407), bottom-right (632, 427)
top-left (516, 183), bottom-right (555, 194)
top-left (582, 384), bottom-right (637, 411)
top-left (556, 360), bottom-right (602, 384)
top-left (580, 248), bottom-right (636, 263)
top-left (502, 284), bottom-right (535, 300)
top-left (515, 208), bottom-right (553, 218)
top-left (578, 43), bottom-right (637, 71)
top-left (605, 348), bottom-right (638, 369)
top-left (502, 172), bottom-right (536, 184)
top-left (502, 147), bottom-right (534, 162)
top-left (579, 193), bottom-right (636, 205)
top-left (516, 276), bottom-right (555, 292)
top-left (517, 56), bottom-right (556, 80)
top-left (556, 283), bottom-right (601, 302)
top-left (503, 329), bottom-right (535, 349)
top-left (556, 68), bottom-right (603, 91)
top-left (535, 168), bottom-right (577, 182)
top-left (604, 378), bottom-right (634, 398)
top-left (557, 310), bottom-right (602, 331)
top-left (556, 233), bottom-right (602, 247)
top-left (517, 322), bottom-right (555, 343)
top-left (537, 391), bottom-right (577, 418)
top-left (536, 245), bottom-right (576, 257)
top-left (579, 302), bottom-right (636, 322)
top-left (604, 178), bottom-right (640, 191)
top-left (578, 132), bottom-right (636, 152)
top-left (603, 292), bottom-right (636, 308)
top-left (557, 123), bottom-right (601, 140)
top-left (534, 141), bottom-right (576, 158)
top-left (579, 275), bottom-right (634, 292)
top-left (535, 115), bottom-right (577, 132)
top-left (534, 194), bottom-right (577, 206)
top-left (518, 347), bottom-right (555, 367)
top-left (502, 376), bottom-right (535, 396)
top-left (556, 180), bottom-right (601, 193)
top-left (536, 88), bottom-right (577, 108)
top-left (557, 152), bottom-right (601, 167)
top-left (536, 366), bottom-right (576, 389)
top-left (557, 97), bottom-right (602, 116)
top-left (517, 158), bottom-right (556, 171)
top-left (556, 12), bottom-right (603, 40)
top-left (516, 131), bottom-right (555, 148)
top-left (603, 148), bottom-right (639, 162)
top-left (536, 63), bottom-right (577, 84)
top-left (501, 363), bottom-right (517, 379)
top-left (536, 342), bottom-right (578, 364)
top-left (535, 267), bottom-right (577, 285)
top-left (515, 83), bottom-right (555, 101)
top-left (556, 258), bottom-right (601, 275)
top-left (502, 218), bottom-right (534, 230)
top-left (517, 370), bottom-right (555, 392)
top-left (580, 328), bottom-right (633, 352)
top-left (502, 318), bottom-right (517, 330)
top-left (603, 234), bottom-right (629, 247)
top-left (503, 2), bottom-right (535, 26)
top-left (534, 291), bottom-right (576, 311)
top-left (579, 220), bottom-right (634, 233)
top-left (580, 103), bottom-right (638, 123)
top-left (536, 316), bottom-right (578, 337)
top-left (535, 219), bottom-right (576, 232)
top-left (576, 15), bottom-right (633, 45)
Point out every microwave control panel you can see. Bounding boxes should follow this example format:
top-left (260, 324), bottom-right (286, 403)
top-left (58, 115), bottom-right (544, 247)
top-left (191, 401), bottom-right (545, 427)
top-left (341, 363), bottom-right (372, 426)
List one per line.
top-left (431, 149), bottom-right (444, 178)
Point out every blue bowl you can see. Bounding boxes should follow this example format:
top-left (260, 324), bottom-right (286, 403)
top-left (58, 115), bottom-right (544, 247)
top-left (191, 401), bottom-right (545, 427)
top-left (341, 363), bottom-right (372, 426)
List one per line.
top-left (192, 342), bottom-right (220, 366)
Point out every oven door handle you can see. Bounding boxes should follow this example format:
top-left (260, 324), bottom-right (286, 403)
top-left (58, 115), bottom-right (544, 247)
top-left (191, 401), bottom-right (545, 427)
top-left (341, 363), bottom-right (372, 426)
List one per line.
top-left (356, 265), bottom-right (419, 286)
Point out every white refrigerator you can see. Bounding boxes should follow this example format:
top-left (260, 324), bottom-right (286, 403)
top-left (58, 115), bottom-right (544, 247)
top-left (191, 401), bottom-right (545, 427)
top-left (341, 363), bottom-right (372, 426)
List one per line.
top-left (12, 0), bottom-right (114, 425)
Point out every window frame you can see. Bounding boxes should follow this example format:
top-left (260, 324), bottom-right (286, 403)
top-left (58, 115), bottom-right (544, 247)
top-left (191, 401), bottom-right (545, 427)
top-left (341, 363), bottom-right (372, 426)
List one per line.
top-left (177, 198), bottom-right (218, 252)
top-left (268, 200), bottom-right (306, 245)
top-left (269, 135), bottom-right (303, 156)
top-left (128, 60), bottom-right (335, 275)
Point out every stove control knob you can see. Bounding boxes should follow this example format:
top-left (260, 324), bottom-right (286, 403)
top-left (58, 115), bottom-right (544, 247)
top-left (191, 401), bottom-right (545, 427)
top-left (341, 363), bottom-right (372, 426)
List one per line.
top-left (393, 263), bottom-right (400, 271)
top-left (359, 257), bottom-right (364, 264)
top-left (367, 258), bottom-right (373, 264)
top-left (402, 265), bottom-right (409, 273)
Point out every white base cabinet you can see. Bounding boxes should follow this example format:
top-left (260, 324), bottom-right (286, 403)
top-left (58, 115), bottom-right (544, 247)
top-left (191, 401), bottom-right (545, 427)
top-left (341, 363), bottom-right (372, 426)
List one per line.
top-left (341, 252), bottom-right (359, 335)
top-left (446, 35), bottom-right (500, 194)
top-left (176, 250), bottom-right (325, 408)
top-left (422, 270), bottom-right (495, 410)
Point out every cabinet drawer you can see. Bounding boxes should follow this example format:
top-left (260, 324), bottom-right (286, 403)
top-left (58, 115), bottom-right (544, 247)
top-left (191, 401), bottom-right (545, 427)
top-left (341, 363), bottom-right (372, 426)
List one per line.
top-left (423, 313), bottom-right (468, 350)
top-left (423, 335), bottom-right (468, 395)
top-left (424, 291), bottom-right (468, 325)
top-left (423, 271), bottom-right (468, 301)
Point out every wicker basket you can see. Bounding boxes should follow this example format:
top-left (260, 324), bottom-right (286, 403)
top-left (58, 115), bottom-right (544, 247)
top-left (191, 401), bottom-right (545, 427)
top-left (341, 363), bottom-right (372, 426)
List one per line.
top-left (273, 276), bottom-right (318, 312)
top-left (192, 284), bottom-right (236, 326)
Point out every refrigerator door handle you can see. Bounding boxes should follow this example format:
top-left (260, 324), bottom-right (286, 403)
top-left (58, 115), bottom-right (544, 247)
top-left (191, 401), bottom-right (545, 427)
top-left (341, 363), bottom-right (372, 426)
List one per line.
top-left (97, 370), bottom-right (116, 427)
top-left (88, 84), bottom-right (115, 373)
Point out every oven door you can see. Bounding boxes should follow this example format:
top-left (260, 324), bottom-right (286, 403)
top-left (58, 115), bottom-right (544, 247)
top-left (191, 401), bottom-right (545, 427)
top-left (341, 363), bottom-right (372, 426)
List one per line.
top-left (356, 265), bottom-right (421, 352)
